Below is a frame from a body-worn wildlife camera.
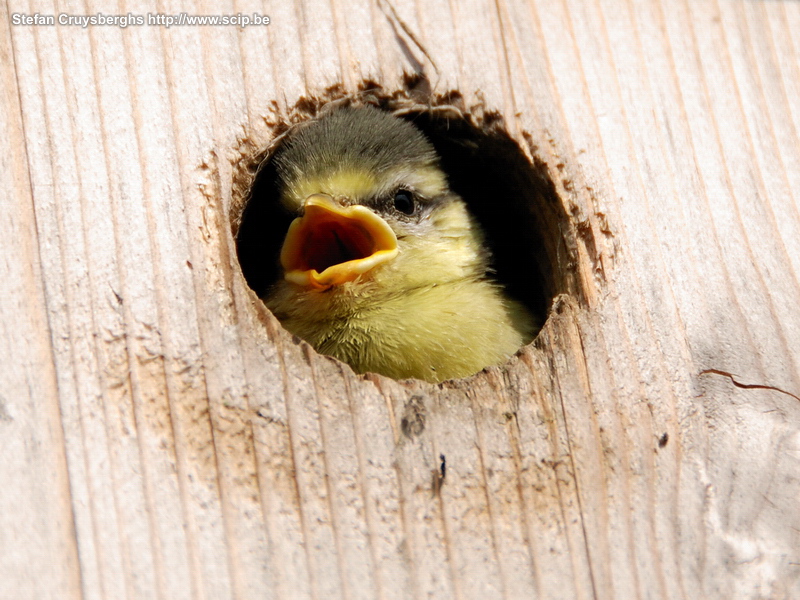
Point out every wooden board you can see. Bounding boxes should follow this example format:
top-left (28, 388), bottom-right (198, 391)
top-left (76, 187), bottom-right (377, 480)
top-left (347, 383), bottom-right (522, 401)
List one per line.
top-left (2, 0), bottom-right (799, 598)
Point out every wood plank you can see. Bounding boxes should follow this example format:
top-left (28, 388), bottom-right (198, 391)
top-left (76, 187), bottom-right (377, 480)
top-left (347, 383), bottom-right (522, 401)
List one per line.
top-left (3, 0), bottom-right (799, 598)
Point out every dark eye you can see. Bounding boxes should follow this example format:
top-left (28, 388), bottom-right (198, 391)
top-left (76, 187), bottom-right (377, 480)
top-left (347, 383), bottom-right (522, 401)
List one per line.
top-left (393, 189), bottom-right (416, 215)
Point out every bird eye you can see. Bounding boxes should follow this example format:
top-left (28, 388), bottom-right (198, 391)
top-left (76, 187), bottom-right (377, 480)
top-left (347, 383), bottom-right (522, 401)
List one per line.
top-left (393, 190), bottom-right (416, 215)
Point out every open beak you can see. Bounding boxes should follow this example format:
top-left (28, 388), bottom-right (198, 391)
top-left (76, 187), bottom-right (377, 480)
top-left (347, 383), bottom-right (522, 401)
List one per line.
top-left (280, 194), bottom-right (399, 290)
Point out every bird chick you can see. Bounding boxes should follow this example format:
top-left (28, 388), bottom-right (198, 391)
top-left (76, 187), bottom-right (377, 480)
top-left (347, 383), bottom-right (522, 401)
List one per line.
top-left (263, 105), bottom-right (534, 383)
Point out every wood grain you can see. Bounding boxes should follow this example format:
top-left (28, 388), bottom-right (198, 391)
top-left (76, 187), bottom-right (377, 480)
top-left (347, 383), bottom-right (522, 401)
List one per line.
top-left (0, 3), bottom-right (81, 598)
top-left (3, 0), bottom-right (799, 598)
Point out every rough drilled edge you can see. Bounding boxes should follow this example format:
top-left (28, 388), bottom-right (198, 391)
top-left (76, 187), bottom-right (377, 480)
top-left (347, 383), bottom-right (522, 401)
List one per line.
top-left (225, 75), bottom-right (608, 382)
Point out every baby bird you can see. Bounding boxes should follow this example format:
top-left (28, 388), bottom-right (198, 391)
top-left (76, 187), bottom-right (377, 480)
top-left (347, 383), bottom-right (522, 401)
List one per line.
top-left (262, 105), bottom-right (534, 383)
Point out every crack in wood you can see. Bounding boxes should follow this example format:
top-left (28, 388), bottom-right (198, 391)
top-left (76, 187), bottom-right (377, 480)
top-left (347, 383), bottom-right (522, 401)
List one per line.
top-left (699, 369), bottom-right (800, 403)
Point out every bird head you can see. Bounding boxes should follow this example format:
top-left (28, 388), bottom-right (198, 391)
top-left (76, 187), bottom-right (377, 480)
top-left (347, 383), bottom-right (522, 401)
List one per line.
top-left (271, 106), bottom-right (488, 306)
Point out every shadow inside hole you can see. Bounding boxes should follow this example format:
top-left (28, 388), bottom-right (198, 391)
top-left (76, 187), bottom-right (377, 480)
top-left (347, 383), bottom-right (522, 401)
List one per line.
top-left (236, 152), bottom-right (294, 299)
top-left (235, 107), bottom-right (568, 331)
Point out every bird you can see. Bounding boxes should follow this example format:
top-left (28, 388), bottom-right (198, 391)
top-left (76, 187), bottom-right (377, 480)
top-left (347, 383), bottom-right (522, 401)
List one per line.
top-left (260, 104), bottom-right (535, 383)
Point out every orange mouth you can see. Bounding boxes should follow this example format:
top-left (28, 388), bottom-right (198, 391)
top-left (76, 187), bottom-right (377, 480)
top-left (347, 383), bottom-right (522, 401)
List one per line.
top-left (280, 194), bottom-right (398, 290)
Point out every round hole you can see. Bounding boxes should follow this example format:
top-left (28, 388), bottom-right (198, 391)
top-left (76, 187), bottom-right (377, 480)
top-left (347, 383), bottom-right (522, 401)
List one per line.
top-left (234, 94), bottom-right (577, 381)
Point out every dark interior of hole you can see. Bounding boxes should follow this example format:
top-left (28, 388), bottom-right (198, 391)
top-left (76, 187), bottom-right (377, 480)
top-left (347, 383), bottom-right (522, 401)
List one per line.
top-left (236, 157), bottom-right (295, 298)
top-left (236, 109), bottom-right (563, 328)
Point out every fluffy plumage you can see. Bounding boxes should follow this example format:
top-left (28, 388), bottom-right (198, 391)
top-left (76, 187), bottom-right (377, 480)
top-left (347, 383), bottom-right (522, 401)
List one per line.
top-left (264, 106), bottom-right (534, 382)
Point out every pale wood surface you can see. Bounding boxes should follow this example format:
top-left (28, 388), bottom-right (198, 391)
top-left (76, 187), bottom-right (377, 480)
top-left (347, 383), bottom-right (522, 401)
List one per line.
top-left (2, 0), bottom-right (800, 599)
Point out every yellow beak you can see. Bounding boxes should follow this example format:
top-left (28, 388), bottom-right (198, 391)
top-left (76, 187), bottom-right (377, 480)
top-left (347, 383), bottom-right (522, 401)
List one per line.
top-left (280, 194), bottom-right (399, 290)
